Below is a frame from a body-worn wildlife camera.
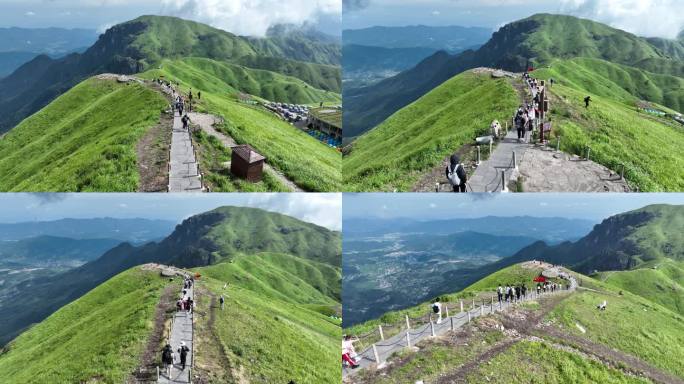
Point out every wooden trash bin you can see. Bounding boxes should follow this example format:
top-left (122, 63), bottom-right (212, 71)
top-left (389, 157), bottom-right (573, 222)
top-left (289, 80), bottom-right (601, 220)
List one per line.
top-left (231, 144), bottom-right (266, 182)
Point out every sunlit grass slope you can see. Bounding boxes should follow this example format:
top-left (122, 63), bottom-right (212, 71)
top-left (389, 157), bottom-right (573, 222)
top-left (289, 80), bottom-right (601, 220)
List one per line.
top-left (0, 78), bottom-right (167, 191)
top-left (142, 58), bottom-right (341, 191)
top-left (532, 58), bottom-right (684, 191)
top-left (0, 268), bottom-right (168, 383)
top-left (343, 71), bottom-right (519, 191)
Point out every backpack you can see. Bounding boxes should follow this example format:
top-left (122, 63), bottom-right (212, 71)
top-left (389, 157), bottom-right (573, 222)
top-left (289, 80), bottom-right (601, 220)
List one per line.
top-left (446, 164), bottom-right (462, 186)
top-left (162, 349), bottom-right (172, 361)
top-left (432, 304), bottom-right (440, 313)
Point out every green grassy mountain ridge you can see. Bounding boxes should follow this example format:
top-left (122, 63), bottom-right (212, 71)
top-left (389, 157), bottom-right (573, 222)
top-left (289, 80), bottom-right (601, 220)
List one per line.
top-left (0, 15), bottom-right (340, 133)
top-left (0, 206), bottom-right (340, 346)
top-left (344, 13), bottom-right (684, 139)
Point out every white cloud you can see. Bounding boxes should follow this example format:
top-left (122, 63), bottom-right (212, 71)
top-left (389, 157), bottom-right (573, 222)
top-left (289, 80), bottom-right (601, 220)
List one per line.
top-left (98, 22), bottom-right (114, 34)
top-left (159, 0), bottom-right (341, 36)
top-left (25, 11), bottom-right (36, 16)
top-left (431, 10), bottom-right (440, 15)
top-left (429, 203), bottom-right (437, 208)
top-left (560, 0), bottom-right (684, 39)
top-left (246, 193), bottom-right (341, 230)
top-left (119, 203), bottom-right (128, 208)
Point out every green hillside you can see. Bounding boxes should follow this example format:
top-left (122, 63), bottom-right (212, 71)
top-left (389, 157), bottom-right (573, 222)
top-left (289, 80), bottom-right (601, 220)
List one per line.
top-left (344, 13), bottom-right (684, 141)
top-left (343, 71), bottom-right (518, 191)
top-left (192, 255), bottom-right (341, 383)
top-left (142, 60), bottom-right (342, 192)
top-left (0, 78), bottom-right (167, 191)
top-left (595, 259), bottom-right (684, 316)
top-left (347, 263), bottom-right (684, 383)
top-left (0, 268), bottom-right (168, 383)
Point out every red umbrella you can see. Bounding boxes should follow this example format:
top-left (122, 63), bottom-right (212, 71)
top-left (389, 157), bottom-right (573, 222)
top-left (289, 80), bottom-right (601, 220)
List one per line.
top-left (533, 276), bottom-right (546, 282)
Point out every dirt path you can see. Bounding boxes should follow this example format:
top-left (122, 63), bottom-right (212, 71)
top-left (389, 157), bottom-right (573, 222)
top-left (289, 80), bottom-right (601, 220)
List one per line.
top-left (188, 112), bottom-right (304, 192)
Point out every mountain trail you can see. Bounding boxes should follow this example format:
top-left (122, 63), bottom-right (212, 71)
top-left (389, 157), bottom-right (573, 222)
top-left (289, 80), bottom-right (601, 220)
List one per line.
top-left (188, 112), bottom-right (304, 192)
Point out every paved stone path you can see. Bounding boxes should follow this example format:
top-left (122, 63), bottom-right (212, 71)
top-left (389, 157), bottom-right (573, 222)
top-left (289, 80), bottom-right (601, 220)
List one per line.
top-left (343, 268), bottom-right (577, 379)
top-left (169, 110), bottom-right (203, 192)
top-left (468, 123), bottom-right (529, 192)
top-left (513, 148), bottom-right (631, 192)
top-left (159, 279), bottom-right (194, 383)
top-left (189, 112), bottom-right (304, 192)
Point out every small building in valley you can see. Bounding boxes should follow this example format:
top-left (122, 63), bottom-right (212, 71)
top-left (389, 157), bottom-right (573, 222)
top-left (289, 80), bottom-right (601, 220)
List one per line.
top-left (231, 144), bottom-right (266, 182)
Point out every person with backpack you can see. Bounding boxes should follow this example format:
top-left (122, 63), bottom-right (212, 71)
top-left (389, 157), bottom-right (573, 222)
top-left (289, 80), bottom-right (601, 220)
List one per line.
top-left (445, 154), bottom-right (467, 193)
top-left (182, 114), bottom-right (190, 130)
top-left (497, 284), bottom-right (503, 304)
top-left (162, 343), bottom-right (174, 377)
top-left (176, 299), bottom-right (182, 312)
top-left (515, 285), bottom-right (521, 301)
top-left (177, 341), bottom-right (190, 370)
top-left (521, 284), bottom-right (527, 299)
top-left (584, 96), bottom-right (591, 108)
top-left (220, 295), bottom-right (225, 310)
top-left (431, 298), bottom-right (443, 324)
top-left (187, 298), bottom-right (194, 314)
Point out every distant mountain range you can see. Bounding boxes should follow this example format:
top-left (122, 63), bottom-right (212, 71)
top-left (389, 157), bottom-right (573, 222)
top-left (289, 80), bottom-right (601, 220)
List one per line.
top-left (0, 217), bottom-right (175, 242)
top-left (343, 215), bottom-right (596, 243)
top-left (343, 25), bottom-right (492, 52)
top-left (344, 14), bottom-right (684, 139)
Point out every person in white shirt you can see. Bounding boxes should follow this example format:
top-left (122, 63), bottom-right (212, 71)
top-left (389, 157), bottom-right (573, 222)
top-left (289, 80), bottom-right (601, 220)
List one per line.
top-left (432, 298), bottom-right (443, 324)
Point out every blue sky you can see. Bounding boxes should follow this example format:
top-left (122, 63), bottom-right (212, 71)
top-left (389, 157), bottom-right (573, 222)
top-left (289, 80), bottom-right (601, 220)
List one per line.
top-left (0, 0), bottom-right (342, 37)
top-left (0, 193), bottom-right (342, 230)
top-left (343, 0), bottom-right (684, 39)
top-left (343, 193), bottom-right (684, 222)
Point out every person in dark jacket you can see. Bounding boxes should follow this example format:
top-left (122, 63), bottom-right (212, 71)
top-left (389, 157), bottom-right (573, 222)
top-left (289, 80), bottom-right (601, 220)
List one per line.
top-left (178, 341), bottom-right (190, 370)
top-left (445, 154), bottom-right (467, 192)
top-left (584, 96), bottom-right (591, 108)
top-left (162, 344), bottom-right (174, 377)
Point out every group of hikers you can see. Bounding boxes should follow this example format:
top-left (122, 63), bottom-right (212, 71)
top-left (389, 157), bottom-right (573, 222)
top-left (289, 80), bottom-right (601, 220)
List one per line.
top-left (175, 277), bottom-right (194, 314)
top-left (537, 281), bottom-right (563, 294)
top-left (161, 275), bottom-right (194, 378)
top-left (496, 283), bottom-right (529, 303)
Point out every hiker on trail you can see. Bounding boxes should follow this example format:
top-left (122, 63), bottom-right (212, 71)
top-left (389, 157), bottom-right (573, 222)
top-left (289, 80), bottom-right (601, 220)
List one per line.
top-left (515, 285), bottom-right (522, 301)
top-left (187, 298), bottom-right (194, 314)
top-left (537, 283), bottom-right (541, 295)
top-left (176, 299), bottom-right (183, 312)
top-left (189, 90), bottom-right (193, 101)
top-left (521, 284), bottom-right (527, 299)
top-left (446, 154), bottom-right (467, 193)
top-left (198, 91), bottom-right (201, 100)
top-left (342, 335), bottom-right (360, 369)
top-left (505, 285), bottom-right (511, 302)
top-left (182, 114), bottom-right (190, 130)
top-left (490, 120), bottom-right (501, 139)
top-left (549, 78), bottom-right (554, 87)
top-left (432, 298), bottom-right (443, 324)
top-left (220, 295), bottom-right (225, 310)
top-left (497, 285), bottom-right (503, 303)
top-left (527, 105), bottom-right (536, 132)
top-left (584, 96), bottom-right (591, 108)
top-left (177, 341), bottom-right (190, 370)
top-left (515, 108), bottom-right (526, 142)
top-left (162, 344), bottom-right (174, 377)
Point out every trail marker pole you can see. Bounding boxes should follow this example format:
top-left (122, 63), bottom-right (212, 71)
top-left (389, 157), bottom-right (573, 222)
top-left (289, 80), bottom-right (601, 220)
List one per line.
top-left (406, 331), bottom-right (412, 348)
top-left (501, 170), bottom-right (509, 193)
top-left (472, 299), bottom-right (475, 310)
top-left (489, 141), bottom-right (493, 155)
top-left (467, 311), bottom-right (471, 323)
top-left (435, 183), bottom-right (440, 192)
top-left (513, 151), bottom-right (518, 171)
top-left (450, 316), bottom-right (455, 331)
top-left (157, 366), bottom-right (160, 380)
top-left (372, 344), bottom-right (381, 364)
top-left (620, 164), bottom-right (625, 180)
top-left (586, 147), bottom-right (591, 161)
top-left (480, 304), bottom-right (484, 316)
top-left (476, 146), bottom-right (481, 166)
top-left (430, 321), bottom-right (436, 337)
top-left (556, 136), bottom-right (561, 152)
top-left (379, 325), bottom-right (384, 341)
top-left (445, 305), bottom-right (449, 318)
top-left (406, 315), bottom-right (410, 330)
top-left (460, 300), bottom-right (464, 313)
